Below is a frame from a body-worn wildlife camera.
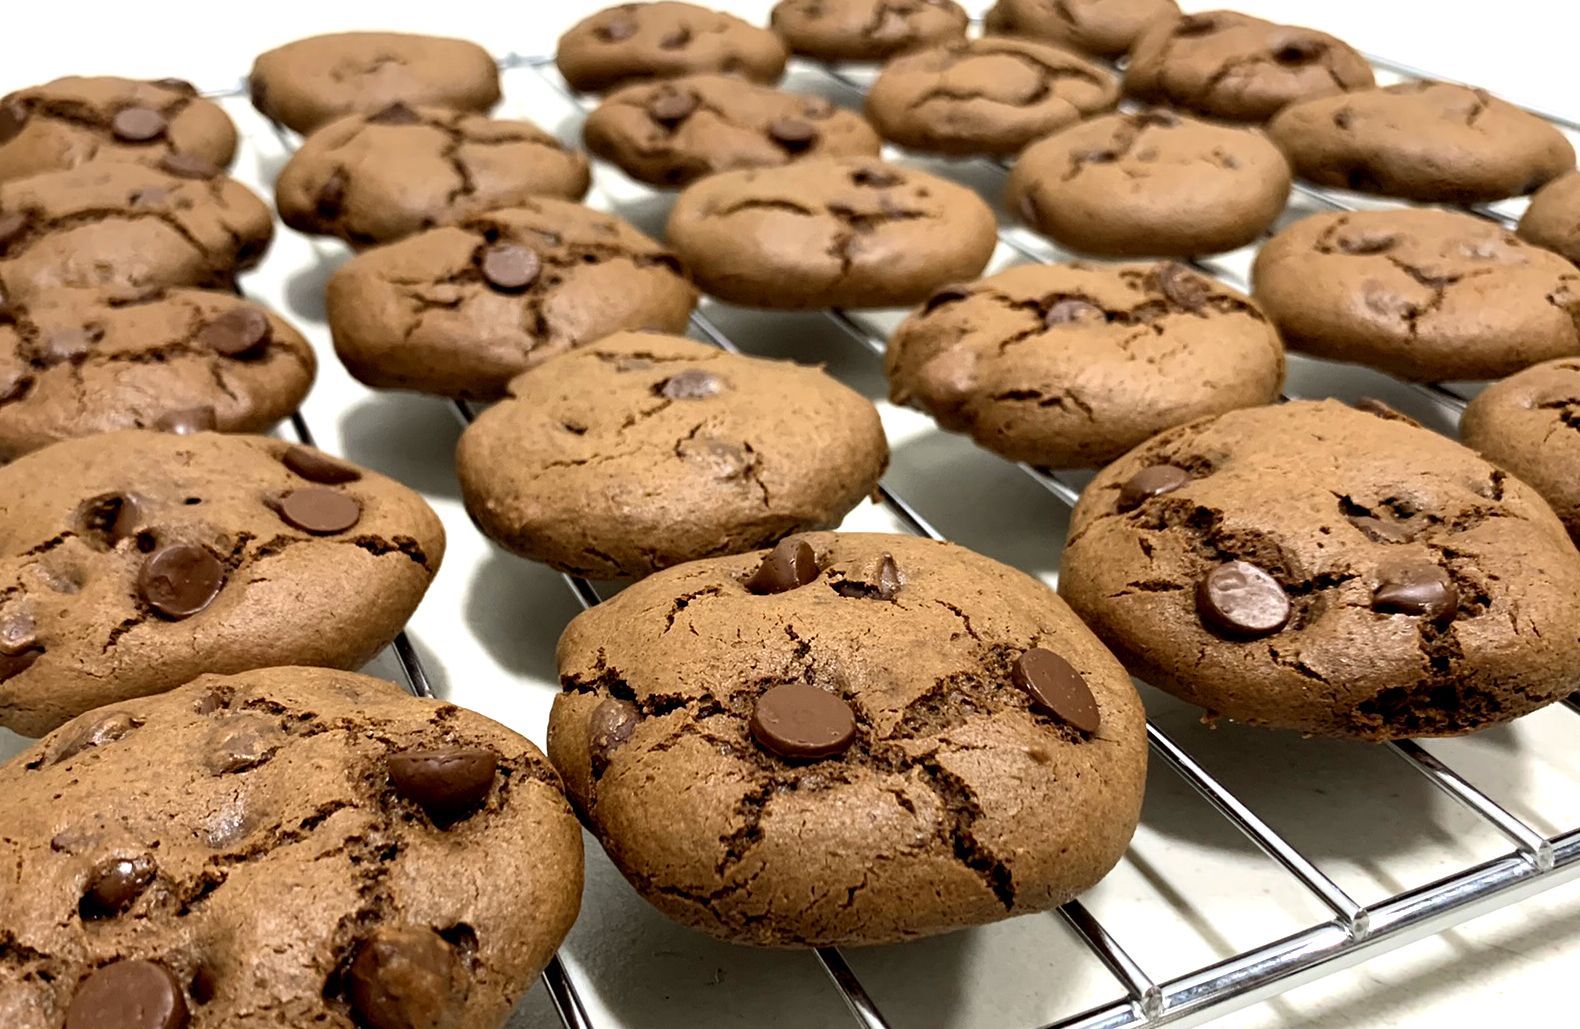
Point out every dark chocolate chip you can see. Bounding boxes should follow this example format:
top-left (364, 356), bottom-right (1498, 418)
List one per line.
top-left (598, 16), bottom-right (638, 41)
top-left (197, 307), bottom-right (272, 357)
top-left (1373, 563), bottom-right (1457, 621)
top-left (44, 327), bottom-right (97, 362)
top-left (315, 169), bottom-right (347, 219)
top-left (80, 855), bottom-right (157, 919)
top-left (52, 711), bottom-right (143, 764)
top-left (0, 211), bottom-right (31, 252)
top-left (659, 27), bottom-right (692, 49)
top-left (1337, 232), bottom-right (1399, 255)
top-left (282, 445), bottom-right (362, 484)
top-left (65, 959), bottom-right (188, 1029)
top-left (1012, 648), bottom-right (1100, 733)
top-left (852, 167), bottom-right (902, 188)
top-left (1348, 515), bottom-right (1412, 543)
top-left (922, 283), bottom-right (972, 313)
top-left (1117, 464), bottom-right (1190, 511)
top-left (150, 78), bottom-right (198, 96)
top-left (157, 152), bottom-right (220, 179)
top-left (479, 244), bottom-right (540, 292)
top-left (348, 929), bottom-right (459, 1029)
top-left (0, 610), bottom-right (36, 655)
top-left (154, 406), bottom-right (216, 435)
top-left (78, 493), bottom-right (146, 545)
top-left (1197, 561), bottom-right (1291, 639)
top-left (750, 683), bottom-right (856, 761)
top-left (647, 90), bottom-right (698, 126)
top-left (588, 698), bottom-right (639, 775)
top-left (277, 488), bottom-right (361, 535)
top-left (874, 553), bottom-right (902, 599)
top-left (1273, 38), bottom-right (1323, 65)
top-left (1044, 298), bottom-right (1104, 325)
top-left (768, 117), bottom-right (818, 151)
top-left (1154, 262), bottom-right (1209, 310)
top-left (659, 368), bottom-right (725, 399)
top-left (388, 747), bottom-right (498, 825)
top-left (111, 106), bottom-right (167, 143)
top-left (367, 102), bottom-right (421, 125)
top-left (834, 553), bottom-right (904, 600)
top-left (0, 101), bottom-right (29, 145)
top-left (138, 544), bottom-right (224, 620)
top-left (745, 539), bottom-right (819, 594)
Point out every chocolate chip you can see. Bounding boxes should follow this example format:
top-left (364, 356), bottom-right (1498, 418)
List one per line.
top-left (151, 78), bottom-right (198, 96)
top-left (1348, 515), bottom-right (1412, 543)
top-left (660, 27), bottom-right (692, 49)
top-left (52, 711), bottom-right (143, 764)
top-left (197, 307), bottom-right (271, 357)
top-left (1044, 298), bottom-right (1104, 326)
top-left (157, 152), bottom-right (220, 179)
top-left (851, 167), bottom-right (902, 188)
top-left (1012, 648), bottom-right (1100, 733)
top-left (768, 118), bottom-right (818, 151)
top-left (598, 16), bottom-right (637, 41)
top-left (367, 102), bottom-right (421, 125)
top-left (130, 187), bottom-right (172, 207)
top-left (0, 211), bottom-right (31, 253)
top-left (0, 610), bottom-right (36, 655)
top-left (204, 716), bottom-right (279, 774)
top-left (750, 683), bottom-right (856, 761)
top-left (154, 406), bottom-right (216, 435)
top-left (1117, 464), bottom-right (1190, 511)
top-left (80, 855), bottom-right (157, 919)
top-left (348, 929), bottom-right (459, 1029)
top-left (139, 544), bottom-right (224, 620)
top-left (874, 553), bottom-right (901, 599)
top-left (65, 959), bottom-right (188, 1029)
top-left (1154, 262), bottom-right (1209, 310)
top-left (647, 90), bottom-right (698, 126)
top-left (388, 747), bottom-right (498, 825)
top-left (479, 243), bottom-right (540, 292)
top-left (1074, 147), bottom-right (1120, 165)
top-left (1273, 38), bottom-right (1323, 65)
top-left (677, 436), bottom-right (750, 479)
top-left (78, 492), bottom-right (143, 544)
top-left (1373, 563), bottom-right (1457, 621)
top-left (111, 106), bottom-right (167, 143)
top-left (745, 539), bottom-right (819, 594)
top-left (1337, 232), bottom-right (1399, 255)
top-left (922, 283), bottom-right (972, 313)
top-left (588, 699), bottom-right (639, 775)
top-left (833, 553), bottom-right (903, 600)
top-left (0, 101), bottom-right (29, 145)
top-left (660, 368), bottom-right (725, 399)
top-left (315, 169), bottom-right (347, 220)
top-left (282, 445), bottom-right (362, 484)
top-left (1197, 561), bottom-right (1291, 639)
top-left (1353, 396), bottom-right (1420, 425)
top-left (45, 327), bottom-right (97, 362)
top-left (278, 488), bottom-right (361, 535)
top-left (1132, 110), bottom-right (1180, 129)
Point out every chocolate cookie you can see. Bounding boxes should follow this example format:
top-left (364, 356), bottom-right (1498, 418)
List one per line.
top-left (0, 162), bottom-right (273, 302)
top-left (1267, 82), bottom-right (1575, 203)
top-left (1517, 170), bottom-right (1580, 264)
top-left (1125, 11), bottom-right (1374, 123)
top-left (866, 38), bottom-right (1119, 157)
top-left (1006, 110), bottom-right (1291, 257)
top-left (1251, 209), bottom-right (1580, 381)
top-left (1461, 359), bottom-right (1580, 544)
top-left (0, 287), bottom-right (315, 461)
top-left (887, 262), bottom-right (1284, 468)
top-left (557, 3), bottom-right (789, 94)
top-left (0, 76), bottom-right (236, 184)
top-left (249, 31), bottom-right (501, 135)
top-left (550, 531), bottom-right (1146, 945)
top-left (666, 157), bottom-right (997, 308)
top-left (0, 430), bottom-right (445, 737)
top-left (327, 200), bottom-right (697, 399)
top-left (277, 105), bottom-right (589, 249)
top-left (583, 75), bottom-right (881, 188)
top-left (1060, 399), bottom-right (1580, 739)
top-left (769, 0), bottom-right (969, 62)
top-left (983, 0), bottom-right (1181, 59)
top-left (456, 333), bottom-right (887, 579)
top-left (0, 666), bottom-right (581, 1028)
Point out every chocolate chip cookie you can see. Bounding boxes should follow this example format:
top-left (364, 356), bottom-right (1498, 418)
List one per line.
top-left (457, 333), bottom-right (887, 579)
top-left (583, 75), bottom-right (881, 188)
top-left (983, 0), bottom-right (1180, 59)
top-left (866, 38), bottom-right (1119, 157)
top-left (1517, 170), bottom-right (1580, 264)
top-left (550, 531), bottom-right (1146, 945)
top-left (887, 262), bottom-right (1284, 468)
top-left (1461, 359), bottom-right (1580, 544)
top-left (0, 162), bottom-right (273, 302)
top-left (1060, 399), bottom-right (1580, 739)
top-left (0, 665), bottom-right (581, 1028)
top-left (249, 31), bottom-right (502, 135)
top-left (327, 200), bottom-right (697, 399)
top-left (0, 287), bottom-right (315, 461)
top-left (1267, 82), bottom-right (1575, 203)
top-left (1252, 209), bottom-right (1580, 381)
top-left (0, 430), bottom-right (445, 737)
top-left (557, 3), bottom-right (790, 94)
top-left (1125, 11), bottom-right (1374, 123)
top-left (276, 105), bottom-right (590, 249)
top-left (0, 76), bottom-right (236, 184)
top-left (769, 0), bottom-right (969, 62)
top-left (1006, 110), bottom-right (1291, 257)
top-left (666, 157), bottom-right (997, 308)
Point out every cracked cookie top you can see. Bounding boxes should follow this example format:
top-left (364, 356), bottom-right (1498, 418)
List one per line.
top-left (1124, 10), bottom-right (1374, 123)
top-left (456, 333), bottom-right (888, 580)
top-left (1519, 171), bottom-right (1580, 265)
top-left (983, 0), bottom-right (1180, 59)
top-left (1005, 109), bottom-right (1291, 257)
top-left (556, 2), bottom-right (790, 94)
top-left (0, 666), bottom-right (581, 1029)
top-left (0, 430), bottom-right (446, 737)
top-left (583, 74), bottom-right (881, 188)
top-left (866, 37), bottom-right (1119, 157)
top-left (327, 200), bottom-right (697, 399)
top-left (1461, 358), bottom-right (1580, 545)
top-left (1251, 208), bottom-right (1580, 381)
top-left (249, 31), bottom-right (501, 135)
top-left (0, 162), bottom-right (274, 303)
top-left (0, 286), bottom-right (315, 461)
top-left (1060, 399), bottom-right (1580, 739)
top-left (769, 0), bottom-right (968, 62)
top-left (665, 156), bottom-right (997, 309)
top-left (276, 104), bottom-right (591, 248)
top-left (886, 262), bottom-right (1284, 468)
top-left (548, 531), bottom-right (1146, 946)
top-left (1268, 82), bottom-right (1575, 204)
top-left (0, 76), bottom-right (237, 185)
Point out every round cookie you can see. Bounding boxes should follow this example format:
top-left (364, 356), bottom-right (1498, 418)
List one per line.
top-left (983, 0), bottom-right (1181, 59)
top-left (1267, 82), bottom-right (1575, 203)
top-left (0, 76), bottom-right (237, 184)
top-left (1125, 11), bottom-right (1375, 123)
top-left (0, 287), bottom-right (315, 461)
top-left (1006, 110), bottom-right (1291, 257)
top-left (1461, 358), bottom-right (1580, 544)
top-left (0, 430), bottom-right (445, 737)
top-left (866, 37), bottom-right (1119, 157)
top-left (456, 333), bottom-right (887, 579)
top-left (276, 104), bottom-right (590, 248)
top-left (549, 531), bottom-right (1147, 946)
top-left (1251, 208), bottom-right (1580, 381)
top-left (583, 75), bottom-right (881, 188)
top-left (0, 666), bottom-right (581, 1029)
top-left (887, 262), bottom-right (1284, 468)
top-left (666, 156), bottom-right (997, 309)
top-left (556, 3), bottom-right (789, 94)
top-left (1060, 399), bottom-right (1580, 739)
top-left (769, 0), bottom-right (969, 63)
top-left (327, 200), bottom-right (697, 399)
top-left (1517, 170), bottom-right (1580, 264)
top-left (0, 162), bottom-right (273, 302)
top-left (249, 31), bottom-right (501, 135)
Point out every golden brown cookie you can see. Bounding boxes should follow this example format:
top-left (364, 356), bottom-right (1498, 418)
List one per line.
top-left (557, 3), bottom-right (789, 93)
top-left (1517, 170), bottom-right (1580, 264)
top-left (770, 0), bottom-right (969, 62)
top-left (984, 0), bottom-right (1180, 59)
top-left (1461, 358), bottom-right (1580, 544)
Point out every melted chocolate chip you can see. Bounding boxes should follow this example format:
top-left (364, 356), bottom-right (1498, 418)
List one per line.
top-left (157, 152), bottom-right (219, 180)
top-left (647, 90), bottom-right (698, 126)
top-left (745, 539), bottom-right (819, 594)
top-left (1373, 563), bottom-right (1458, 621)
top-left (388, 747), bottom-right (498, 825)
top-left (197, 307), bottom-right (271, 357)
top-left (479, 243), bottom-right (540, 292)
top-left (1012, 648), bottom-right (1100, 733)
top-left (588, 699), bottom-right (639, 775)
top-left (65, 959), bottom-right (188, 1029)
top-left (1044, 298), bottom-right (1104, 326)
top-left (154, 406), bottom-right (216, 435)
top-left (282, 445), bottom-right (362, 485)
top-left (768, 117), bottom-right (818, 151)
top-left (315, 170), bottom-right (347, 219)
top-left (598, 16), bottom-right (638, 41)
top-left (1197, 561), bottom-right (1291, 638)
top-left (80, 855), bottom-right (157, 919)
top-left (138, 544), bottom-right (224, 620)
top-left (833, 553), bottom-right (903, 600)
top-left (750, 683), bottom-right (856, 761)
top-left (111, 106), bottom-right (166, 143)
top-left (52, 711), bottom-right (143, 764)
top-left (277, 488), bottom-right (361, 535)
top-left (659, 368), bottom-right (725, 399)
top-left (0, 610), bottom-right (37, 655)
top-left (78, 492), bottom-right (145, 544)
top-left (922, 283), bottom-right (972, 313)
top-left (1347, 514), bottom-right (1411, 543)
top-left (348, 930), bottom-right (459, 1029)
top-left (851, 167), bottom-right (902, 188)
top-left (1116, 464), bottom-right (1190, 511)
top-left (45, 327), bottom-right (97, 362)
top-left (367, 102), bottom-right (422, 125)
top-left (1154, 262), bottom-right (1209, 310)
top-left (0, 101), bottom-right (29, 145)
